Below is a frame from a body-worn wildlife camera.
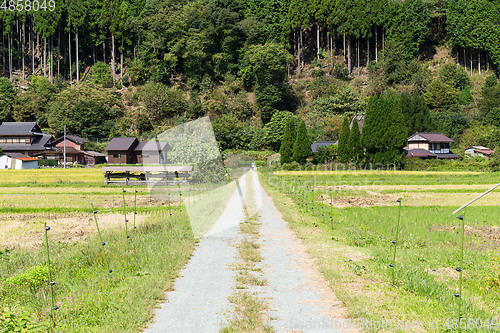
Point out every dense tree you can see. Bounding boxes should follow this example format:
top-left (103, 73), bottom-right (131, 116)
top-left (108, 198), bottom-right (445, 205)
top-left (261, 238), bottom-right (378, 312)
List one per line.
top-left (280, 117), bottom-right (297, 164)
top-left (243, 43), bottom-right (294, 123)
top-left (337, 115), bottom-right (350, 162)
top-left (348, 118), bottom-right (363, 163)
top-left (401, 92), bottom-right (433, 136)
top-left (264, 110), bottom-right (295, 151)
top-left (292, 119), bottom-right (311, 164)
top-left (361, 94), bottom-right (407, 166)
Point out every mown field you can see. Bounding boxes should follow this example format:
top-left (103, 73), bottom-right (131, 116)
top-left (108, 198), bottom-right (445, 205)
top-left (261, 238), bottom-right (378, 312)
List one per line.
top-left (263, 169), bottom-right (500, 332)
top-left (0, 168), bottom-right (237, 332)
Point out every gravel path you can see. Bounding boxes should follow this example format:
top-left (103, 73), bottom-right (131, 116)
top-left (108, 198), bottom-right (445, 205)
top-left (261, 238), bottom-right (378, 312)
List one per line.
top-left (144, 172), bottom-right (248, 333)
top-left (145, 170), bottom-right (355, 333)
top-left (254, 172), bottom-right (351, 333)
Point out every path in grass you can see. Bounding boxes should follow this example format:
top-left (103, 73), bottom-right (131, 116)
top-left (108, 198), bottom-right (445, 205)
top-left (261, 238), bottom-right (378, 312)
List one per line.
top-left (144, 172), bottom-right (248, 333)
top-left (145, 170), bottom-right (354, 332)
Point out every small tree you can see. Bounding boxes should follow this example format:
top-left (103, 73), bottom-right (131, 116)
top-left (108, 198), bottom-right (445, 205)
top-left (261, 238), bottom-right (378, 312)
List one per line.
top-left (348, 118), bottom-right (363, 163)
top-left (292, 120), bottom-right (311, 164)
top-left (280, 117), bottom-right (297, 164)
top-left (337, 115), bottom-right (350, 162)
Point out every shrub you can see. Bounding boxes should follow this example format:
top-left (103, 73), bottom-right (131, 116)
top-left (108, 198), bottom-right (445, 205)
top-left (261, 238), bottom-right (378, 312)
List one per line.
top-left (0, 308), bottom-right (50, 332)
top-left (332, 63), bottom-right (349, 80)
top-left (90, 62), bottom-right (114, 88)
top-left (38, 159), bottom-right (58, 167)
top-left (439, 63), bottom-right (469, 90)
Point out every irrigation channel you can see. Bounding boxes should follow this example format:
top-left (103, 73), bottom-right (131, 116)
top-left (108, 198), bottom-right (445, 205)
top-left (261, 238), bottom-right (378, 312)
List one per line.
top-left (145, 169), bottom-right (353, 333)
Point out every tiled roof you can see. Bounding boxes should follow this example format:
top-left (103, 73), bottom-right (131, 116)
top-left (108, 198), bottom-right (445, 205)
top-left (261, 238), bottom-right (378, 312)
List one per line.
top-left (0, 122), bottom-right (40, 135)
top-left (408, 132), bottom-right (454, 143)
top-left (104, 137), bottom-right (138, 151)
top-left (436, 153), bottom-right (460, 159)
top-left (311, 141), bottom-right (338, 153)
top-left (474, 149), bottom-right (493, 155)
top-left (54, 135), bottom-right (88, 144)
top-left (406, 149), bottom-right (438, 158)
top-left (135, 141), bottom-right (171, 152)
top-left (4, 153), bottom-right (38, 161)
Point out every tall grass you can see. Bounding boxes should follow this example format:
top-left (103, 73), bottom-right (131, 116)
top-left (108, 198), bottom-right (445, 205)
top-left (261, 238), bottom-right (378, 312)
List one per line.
top-left (0, 210), bottom-right (195, 332)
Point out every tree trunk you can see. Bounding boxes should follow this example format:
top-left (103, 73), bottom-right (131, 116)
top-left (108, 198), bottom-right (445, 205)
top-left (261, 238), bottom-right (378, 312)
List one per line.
top-left (50, 36), bottom-right (53, 83)
top-left (463, 48), bottom-right (466, 71)
top-left (103, 38), bottom-right (106, 63)
top-left (478, 50), bottom-right (481, 76)
top-left (296, 32), bottom-right (300, 74)
top-left (357, 37), bottom-right (360, 77)
top-left (343, 32), bottom-right (346, 62)
top-left (347, 35), bottom-right (351, 74)
top-left (31, 20), bottom-right (34, 75)
top-left (300, 30), bottom-right (304, 69)
top-left (333, 28), bottom-right (336, 65)
top-left (366, 35), bottom-right (369, 67)
top-left (470, 49), bottom-right (472, 76)
top-left (120, 40), bottom-right (123, 80)
top-left (382, 27), bottom-right (385, 53)
top-left (111, 33), bottom-right (116, 83)
top-left (316, 22), bottom-right (320, 60)
top-left (57, 28), bottom-right (60, 76)
top-left (8, 32), bottom-right (12, 81)
top-left (2, 24), bottom-right (5, 75)
top-left (69, 28), bottom-right (72, 86)
top-left (76, 27), bottom-right (79, 84)
top-left (43, 37), bottom-right (46, 78)
top-left (22, 22), bottom-right (25, 81)
top-left (487, 52), bottom-right (489, 71)
top-left (375, 26), bottom-right (378, 63)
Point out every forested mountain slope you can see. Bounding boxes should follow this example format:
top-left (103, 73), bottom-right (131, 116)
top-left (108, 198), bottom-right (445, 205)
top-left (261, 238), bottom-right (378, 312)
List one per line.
top-left (1, 0), bottom-right (500, 156)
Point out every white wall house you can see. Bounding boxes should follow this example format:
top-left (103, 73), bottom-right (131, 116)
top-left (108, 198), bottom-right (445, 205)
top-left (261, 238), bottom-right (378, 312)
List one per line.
top-left (0, 153), bottom-right (38, 170)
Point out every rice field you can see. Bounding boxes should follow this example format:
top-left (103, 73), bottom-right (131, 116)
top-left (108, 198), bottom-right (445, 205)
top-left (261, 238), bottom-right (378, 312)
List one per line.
top-left (264, 169), bottom-right (500, 331)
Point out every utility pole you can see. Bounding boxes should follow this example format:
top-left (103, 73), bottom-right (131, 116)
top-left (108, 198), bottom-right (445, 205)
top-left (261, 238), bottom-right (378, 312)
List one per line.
top-left (64, 125), bottom-right (66, 169)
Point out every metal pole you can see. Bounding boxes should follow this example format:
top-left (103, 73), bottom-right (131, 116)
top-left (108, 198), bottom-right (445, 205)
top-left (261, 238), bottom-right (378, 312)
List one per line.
top-left (63, 125), bottom-right (66, 169)
top-left (452, 182), bottom-right (500, 214)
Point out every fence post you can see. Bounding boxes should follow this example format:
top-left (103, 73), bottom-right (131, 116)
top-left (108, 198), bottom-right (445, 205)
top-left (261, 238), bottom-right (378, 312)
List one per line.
top-left (456, 213), bottom-right (465, 320)
top-left (390, 198), bottom-right (402, 285)
top-left (91, 204), bottom-right (112, 273)
top-left (122, 189), bottom-right (129, 239)
top-left (134, 190), bottom-right (138, 229)
top-left (44, 222), bottom-right (57, 311)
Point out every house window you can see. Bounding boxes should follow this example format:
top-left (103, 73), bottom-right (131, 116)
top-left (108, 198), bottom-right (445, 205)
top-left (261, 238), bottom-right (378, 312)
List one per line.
top-left (16, 137), bottom-right (21, 143)
top-left (0, 137), bottom-right (6, 143)
top-left (113, 154), bottom-right (121, 158)
top-left (141, 154), bottom-right (149, 158)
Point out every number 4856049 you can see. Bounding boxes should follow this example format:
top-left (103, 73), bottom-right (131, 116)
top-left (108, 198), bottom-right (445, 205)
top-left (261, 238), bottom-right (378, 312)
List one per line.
top-left (1, 0), bottom-right (56, 11)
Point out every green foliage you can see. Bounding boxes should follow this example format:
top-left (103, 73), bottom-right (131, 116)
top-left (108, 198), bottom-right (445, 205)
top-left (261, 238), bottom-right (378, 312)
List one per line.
top-left (312, 144), bottom-right (337, 164)
top-left (0, 308), bottom-right (50, 332)
top-left (479, 84), bottom-right (500, 116)
top-left (38, 159), bottom-right (59, 166)
top-left (458, 85), bottom-right (473, 105)
top-left (90, 62), bottom-right (114, 88)
top-left (387, 0), bottom-right (430, 59)
top-left (430, 111), bottom-right (468, 138)
top-left (383, 40), bottom-right (410, 85)
top-left (361, 94), bottom-right (407, 166)
top-left (136, 83), bottom-right (187, 124)
top-left (439, 63), bottom-right (469, 90)
top-left (3, 265), bottom-right (48, 293)
top-left (280, 117), bottom-right (297, 164)
top-left (314, 87), bottom-right (364, 116)
top-left (401, 92), bottom-right (433, 136)
top-left (424, 79), bottom-right (459, 112)
top-left (484, 74), bottom-right (498, 89)
top-left (244, 43), bottom-right (294, 123)
top-left (292, 120), bottom-right (311, 164)
top-left (0, 77), bottom-right (15, 123)
top-left (212, 114), bottom-right (244, 151)
top-left (331, 63), bottom-right (349, 80)
top-left (337, 116), bottom-right (350, 163)
top-left (264, 111), bottom-right (296, 151)
top-left (348, 118), bottom-right (363, 163)
top-left (47, 82), bottom-right (123, 139)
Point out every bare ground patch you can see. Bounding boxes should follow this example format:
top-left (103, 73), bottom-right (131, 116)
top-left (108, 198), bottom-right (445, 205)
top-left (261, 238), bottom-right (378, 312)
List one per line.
top-left (0, 213), bottom-right (150, 249)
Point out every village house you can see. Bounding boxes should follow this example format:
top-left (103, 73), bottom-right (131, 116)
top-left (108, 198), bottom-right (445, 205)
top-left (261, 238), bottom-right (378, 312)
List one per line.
top-left (464, 146), bottom-right (494, 159)
top-left (0, 122), bottom-right (56, 157)
top-left (0, 152), bottom-right (39, 169)
top-left (405, 132), bottom-right (459, 159)
top-left (104, 137), bottom-right (171, 165)
top-left (41, 135), bottom-right (107, 165)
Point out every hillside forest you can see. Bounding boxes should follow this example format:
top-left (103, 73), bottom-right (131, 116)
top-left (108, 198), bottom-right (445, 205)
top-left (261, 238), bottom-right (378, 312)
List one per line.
top-left (1, 0), bottom-right (500, 165)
